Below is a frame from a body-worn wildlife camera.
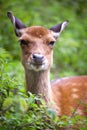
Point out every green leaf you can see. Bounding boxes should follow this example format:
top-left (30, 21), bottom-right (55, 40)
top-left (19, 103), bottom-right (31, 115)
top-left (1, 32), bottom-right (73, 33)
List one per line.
top-left (3, 97), bottom-right (13, 109)
top-left (19, 98), bottom-right (28, 113)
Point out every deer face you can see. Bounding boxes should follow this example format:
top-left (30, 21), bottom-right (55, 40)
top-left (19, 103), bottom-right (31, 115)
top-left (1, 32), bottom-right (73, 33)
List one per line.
top-left (19, 26), bottom-right (55, 71)
top-left (7, 12), bottom-right (69, 72)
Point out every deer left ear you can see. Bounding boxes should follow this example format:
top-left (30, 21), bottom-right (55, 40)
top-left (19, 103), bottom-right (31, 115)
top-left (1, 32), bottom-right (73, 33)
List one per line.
top-left (50, 20), bottom-right (69, 38)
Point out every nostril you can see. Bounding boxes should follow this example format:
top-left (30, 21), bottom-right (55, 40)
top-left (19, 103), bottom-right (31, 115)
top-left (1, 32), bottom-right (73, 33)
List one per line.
top-left (33, 54), bottom-right (36, 59)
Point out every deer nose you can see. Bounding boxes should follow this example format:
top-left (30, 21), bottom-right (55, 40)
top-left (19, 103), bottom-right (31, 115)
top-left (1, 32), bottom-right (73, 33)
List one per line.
top-left (32, 53), bottom-right (44, 64)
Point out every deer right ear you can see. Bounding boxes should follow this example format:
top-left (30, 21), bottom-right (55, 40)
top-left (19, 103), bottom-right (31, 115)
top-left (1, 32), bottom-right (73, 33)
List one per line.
top-left (7, 11), bottom-right (26, 37)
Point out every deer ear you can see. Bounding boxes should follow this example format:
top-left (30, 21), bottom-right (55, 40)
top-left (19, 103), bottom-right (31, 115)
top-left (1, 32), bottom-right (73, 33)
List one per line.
top-left (7, 11), bottom-right (26, 37)
top-left (50, 20), bottom-right (69, 38)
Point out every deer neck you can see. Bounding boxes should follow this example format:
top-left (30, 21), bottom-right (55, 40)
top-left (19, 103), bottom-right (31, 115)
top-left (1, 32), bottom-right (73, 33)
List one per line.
top-left (25, 69), bottom-right (51, 102)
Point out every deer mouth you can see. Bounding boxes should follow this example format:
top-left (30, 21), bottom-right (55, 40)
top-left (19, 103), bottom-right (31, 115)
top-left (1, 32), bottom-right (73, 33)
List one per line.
top-left (26, 60), bottom-right (48, 72)
top-left (31, 61), bottom-right (47, 71)
top-left (32, 61), bottom-right (44, 66)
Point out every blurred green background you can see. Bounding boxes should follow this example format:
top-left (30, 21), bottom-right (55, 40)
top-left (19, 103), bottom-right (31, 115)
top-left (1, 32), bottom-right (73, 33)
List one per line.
top-left (0, 0), bottom-right (87, 80)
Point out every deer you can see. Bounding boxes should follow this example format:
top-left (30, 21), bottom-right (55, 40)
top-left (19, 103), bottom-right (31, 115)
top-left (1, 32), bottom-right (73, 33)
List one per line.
top-left (7, 12), bottom-right (87, 116)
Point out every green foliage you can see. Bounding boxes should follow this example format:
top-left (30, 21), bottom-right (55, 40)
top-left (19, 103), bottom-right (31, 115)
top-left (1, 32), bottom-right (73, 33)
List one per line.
top-left (0, 49), bottom-right (87, 130)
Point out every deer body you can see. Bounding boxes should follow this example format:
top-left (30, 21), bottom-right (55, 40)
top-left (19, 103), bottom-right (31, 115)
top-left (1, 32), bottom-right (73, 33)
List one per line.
top-left (8, 12), bottom-right (87, 116)
top-left (51, 76), bottom-right (87, 116)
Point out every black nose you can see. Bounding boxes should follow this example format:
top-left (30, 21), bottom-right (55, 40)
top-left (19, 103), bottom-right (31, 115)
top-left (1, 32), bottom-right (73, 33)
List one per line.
top-left (32, 54), bottom-right (44, 64)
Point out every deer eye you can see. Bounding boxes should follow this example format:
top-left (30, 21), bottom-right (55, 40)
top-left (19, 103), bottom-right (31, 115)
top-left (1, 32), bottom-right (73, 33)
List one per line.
top-left (20, 40), bottom-right (28, 45)
top-left (49, 41), bottom-right (55, 46)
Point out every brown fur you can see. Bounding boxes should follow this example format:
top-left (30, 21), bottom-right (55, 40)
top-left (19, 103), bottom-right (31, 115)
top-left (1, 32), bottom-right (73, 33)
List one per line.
top-left (51, 76), bottom-right (87, 116)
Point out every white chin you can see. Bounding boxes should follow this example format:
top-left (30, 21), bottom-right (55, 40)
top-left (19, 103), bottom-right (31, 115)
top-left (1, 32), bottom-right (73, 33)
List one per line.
top-left (31, 65), bottom-right (47, 72)
top-left (26, 63), bottom-right (48, 72)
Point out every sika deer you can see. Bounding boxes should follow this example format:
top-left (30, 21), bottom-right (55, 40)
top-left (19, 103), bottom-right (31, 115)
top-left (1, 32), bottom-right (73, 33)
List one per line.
top-left (7, 12), bottom-right (87, 116)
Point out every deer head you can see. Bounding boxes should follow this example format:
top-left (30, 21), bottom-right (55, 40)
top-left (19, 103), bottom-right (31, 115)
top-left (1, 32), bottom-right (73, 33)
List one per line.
top-left (7, 11), bottom-right (69, 72)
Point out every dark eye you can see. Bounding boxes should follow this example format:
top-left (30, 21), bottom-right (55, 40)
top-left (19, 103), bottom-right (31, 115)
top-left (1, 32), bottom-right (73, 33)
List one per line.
top-left (49, 41), bottom-right (55, 46)
top-left (20, 40), bottom-right (28, 45)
